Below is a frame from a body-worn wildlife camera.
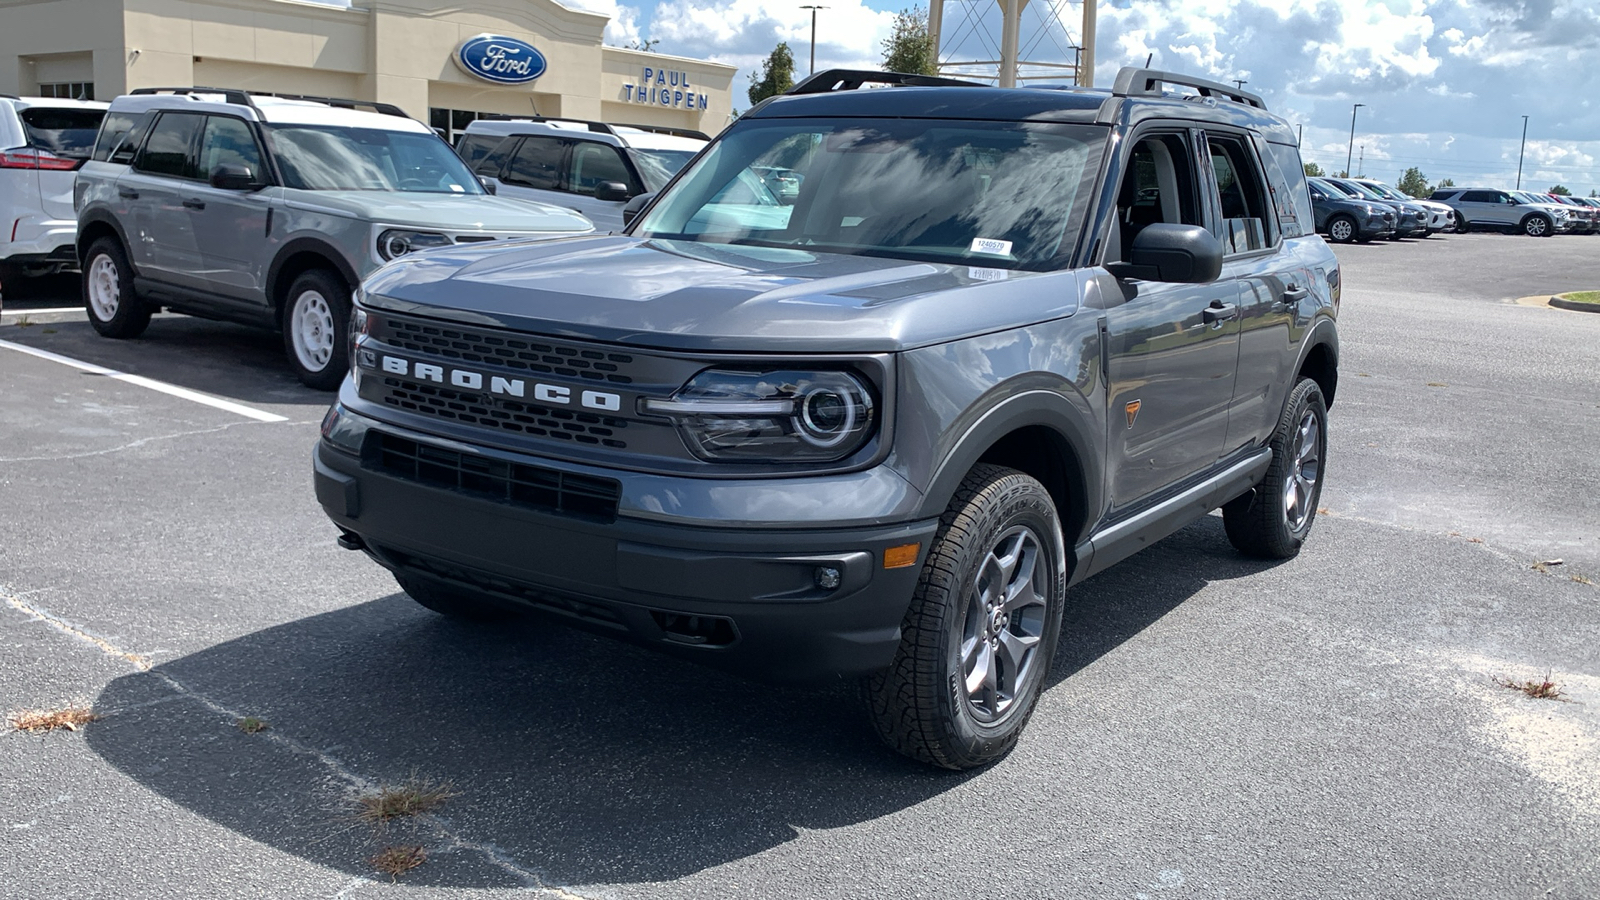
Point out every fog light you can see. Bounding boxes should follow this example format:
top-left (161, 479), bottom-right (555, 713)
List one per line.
top-left (814, 566), bottom-right (842, 591)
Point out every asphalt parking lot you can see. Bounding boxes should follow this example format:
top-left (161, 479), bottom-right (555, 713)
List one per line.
top-left (3, 232), bottom-right (1599, 899)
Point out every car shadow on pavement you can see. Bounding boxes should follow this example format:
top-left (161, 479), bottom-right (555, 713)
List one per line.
top-left (85, 515), bottom-right (1282, 888)
top-left (1, 316), bottom-right (329, 407)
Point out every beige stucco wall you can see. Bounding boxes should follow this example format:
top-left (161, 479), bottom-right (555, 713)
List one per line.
top-left (0, 0), bottom-right (735, 129)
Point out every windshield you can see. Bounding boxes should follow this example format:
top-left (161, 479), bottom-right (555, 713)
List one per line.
top-left (1341, 181), bottom-right (1388, 201)
top-left (630, 148), bottom-right (699, 192)
top-left (1513, 191), bottom-right (1548, 205)
top-left (633, 118), bottom-right (1103, 270)
top-left (1362, 182), bottom-right (1403, 200)
top-left (20, 108), bottom-right (105, 159)
top-left (267, 125), bottom-right (484, 194)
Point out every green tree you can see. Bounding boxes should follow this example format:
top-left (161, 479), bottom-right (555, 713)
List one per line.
top-left (1549, 184), bottom-right (1571, 195)
top-left (1303, 162), bottom-right (1325, 177)
top-left (1396, 166), bottom-right (1430, 198)
top-left (748, 42), bottom-right (796, 105)
top-left (1437, 178), bottom-right (1455, 189)
top-left (882, 7), bottom-right (938, 76)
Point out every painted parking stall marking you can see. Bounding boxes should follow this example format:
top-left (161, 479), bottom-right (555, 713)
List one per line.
top-left (0, 339), bottom-right (289, 423)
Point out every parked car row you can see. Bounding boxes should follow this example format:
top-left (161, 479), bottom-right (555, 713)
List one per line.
top-left (1305, 177), bottom-right (1597, 243)
top-left (1429, 187), bottom-right (1595, 237)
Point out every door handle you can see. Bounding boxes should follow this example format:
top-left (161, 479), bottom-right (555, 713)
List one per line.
top-left (118, 187), bottom-right (139, 199)
top-left (1202, 299), bottom-right (1237, 324)
top-left (1282, 286), bottom-right (1308, 304)
top-left (182, 198), bottom-right (206, 210)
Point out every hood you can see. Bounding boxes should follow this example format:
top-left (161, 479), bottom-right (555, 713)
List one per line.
top-left (282, 190), bottom-right (593, 234)
top-left (360, 235), bottom-right (1083, 353)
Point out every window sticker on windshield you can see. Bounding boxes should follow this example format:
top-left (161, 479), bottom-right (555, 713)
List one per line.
top-left (449, 184), bottom-right (464, 193)
top-left (969, 237), bottom-right (1013, 256)
top-left (967, 267), bottom-right (1009, 282)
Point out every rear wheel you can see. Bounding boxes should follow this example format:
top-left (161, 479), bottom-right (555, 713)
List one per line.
top-left (1222, 378), bottom-right (1328, 559)
top-left (396, 575), bottom-right (516, 621)
top-left (1326, 215), bottom-right (1356, 243)
top-left (282, 269), bottom-right (351, 390)
top-left (81, 238), bottom-right (152, 339)
top-left (1454, 215), bottom-right (1470, 234)
top-left (864, 464), bottom-right (1065, 770)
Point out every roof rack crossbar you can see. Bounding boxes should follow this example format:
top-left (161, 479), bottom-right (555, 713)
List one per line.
top-left (786, 68), bottom-right (986, 95)
top-left (255, 93), bottom-right (409, 118)
top-left (129, 86), bottom-right (259, 109)
top-left (1110, 67), bottom-right (1266, 110)
top-left (614, 122), bottom-right (711, 141)
top-left (483, 115), bottom-right (619, 135)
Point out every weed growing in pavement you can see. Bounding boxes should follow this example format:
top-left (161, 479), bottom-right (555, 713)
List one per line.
top-left (6, 704), bottom-right (98, 733)
top-left (356, 775), bottom-right (456, 825)
top-left (237, 716), bottom-right (269, 734)
top-left (370, 845), bottom-right (427, 881)
top-left (1572, 574), bottom-right (1595, 586)
top-left (1499, 672), bottom-right (1566, 701)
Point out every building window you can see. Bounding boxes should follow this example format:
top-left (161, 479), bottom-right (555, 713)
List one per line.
top-left (37, 82), bottom-right (95, 101)
top-left (430, 108), bottom-right (529, 146)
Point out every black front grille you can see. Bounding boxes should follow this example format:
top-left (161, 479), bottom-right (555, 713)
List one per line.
top-left (372, 433), bottom-right (621, 522)
top-left (378, 377), bottom-right (628, 448)
top-left (385, 319), bottom-right (636, 385)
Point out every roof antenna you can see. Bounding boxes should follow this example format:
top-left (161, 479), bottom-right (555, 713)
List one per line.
top-left (1145, 53), bottom-right (1153, 67)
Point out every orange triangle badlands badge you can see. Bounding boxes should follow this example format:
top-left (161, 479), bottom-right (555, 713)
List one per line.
top-left (1125, 400), bottom-right (1142, 428)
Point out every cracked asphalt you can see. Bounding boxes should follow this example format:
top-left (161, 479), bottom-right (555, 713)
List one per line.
top-left (3, 232), bottom-right (1599, 899)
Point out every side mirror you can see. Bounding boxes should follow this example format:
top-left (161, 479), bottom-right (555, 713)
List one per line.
top-left (209, 164), bottom-right (258, 191)
top-left (1106, 223), bottom-right (1224, 284)
top-left (478, 176), bottom-right (497, 195)
top-left (620, 191), bottom-right (656, 228)
top-left (595, 181), bottom-right (632, 203)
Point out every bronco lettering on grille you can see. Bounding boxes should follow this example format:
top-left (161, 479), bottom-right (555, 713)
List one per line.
top-left (379, 355), bottom-right (623, 412)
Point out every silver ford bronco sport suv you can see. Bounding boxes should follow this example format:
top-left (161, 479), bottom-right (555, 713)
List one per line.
top-left (315, 68), bottom-right (1341, 769)
top-left (74, 88), bottom-right (592, 388)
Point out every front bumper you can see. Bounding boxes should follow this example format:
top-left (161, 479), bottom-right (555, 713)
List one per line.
top-left (314, 423), bottom-right (939, 683)
top-left (1360, 214), bottom-right (1395, 239)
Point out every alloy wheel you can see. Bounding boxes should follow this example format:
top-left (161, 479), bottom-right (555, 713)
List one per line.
top-left (958, 525), bottom-right (1049, 722)
top-left (1282, 409), bottom-right (1322, 532)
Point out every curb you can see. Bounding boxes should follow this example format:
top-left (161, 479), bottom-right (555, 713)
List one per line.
top-left (1550, 295), bottom-right (1600, 314)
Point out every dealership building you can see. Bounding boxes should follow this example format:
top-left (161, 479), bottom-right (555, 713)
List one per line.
top-left (0, 0), bottom-right (738, 141)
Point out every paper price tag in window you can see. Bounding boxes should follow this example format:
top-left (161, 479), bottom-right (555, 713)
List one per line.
top-left (969, 237), bottom-right (1013, 256)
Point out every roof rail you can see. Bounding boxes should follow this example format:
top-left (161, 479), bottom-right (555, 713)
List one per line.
top-left (1110, 67), bottom-right (1266, 110)
top-left (483, 114), bottom-right (621, 135)
top-left (787, 68), bottom-right (986, 95)
top-left (129, 86), bottom-right (259, 109)
top-left (615, 123), bottom-right (710, 141)
top-left (255, 93), bottom-right (409, 118)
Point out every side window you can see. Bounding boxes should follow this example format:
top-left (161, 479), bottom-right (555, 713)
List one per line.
top-left (1261, 139), bottom-right (1311, 238)
top-left (92, 112), bottom-right (139, 162)
top-left (1106, 133), bottom-right (1201, 263)
top-left (454, 134), bottom-right (501, 171)
top-left (135, 112), bottom-right (204, 180)
top-left (1459, 190), bottom-right (1492, 203)
top-left (568, 142), bottom-right (636, 196)
top-left (198, 115), bottom-right (264, 183)
top-left (1206, 134), bottom-right (1273, 254)
top-left (503, 136), bottom-right (564, 190)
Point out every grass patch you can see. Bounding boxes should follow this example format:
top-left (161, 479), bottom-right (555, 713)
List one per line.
top-left (357, 775), bottom-right (456, 824)
top-left (1555, 290), bottom-right (1600, 305)
top-left (1499, 673), bottom-right (1565, 701)
top-left (370, 845), bottom-right (427, 881)
top-left (7, 704), bottom-right (99, 734)
top-left (237, 716), bottom-right (269, 734)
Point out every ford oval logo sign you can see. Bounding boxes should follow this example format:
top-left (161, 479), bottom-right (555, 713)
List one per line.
top-left (455, 34), bottom-right (547, 85)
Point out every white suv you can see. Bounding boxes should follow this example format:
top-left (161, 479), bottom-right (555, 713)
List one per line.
top-left (1, 95), bottom-right (108, 289)
top-left (458, 117), bottom-right (706, 231)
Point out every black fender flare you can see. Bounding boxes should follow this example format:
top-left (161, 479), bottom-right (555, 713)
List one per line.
top-left (265, 237), bottom-right (362, 314)
top-left (1293, 314), bottom-right (1340, 404)
top-left (913, 385), bottom-right (1104, 547)
top-left (75, 211), bottom-right (137, 272)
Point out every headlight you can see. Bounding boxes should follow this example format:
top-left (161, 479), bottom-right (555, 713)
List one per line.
top-left (348, 302), bottom-right (369, 361)
top-left (1364, 204), bottom-right (1381, 215)
top-left (643, 368), bottom-right (877, 462)
top-left (377, 229), bottom-right (452, 261)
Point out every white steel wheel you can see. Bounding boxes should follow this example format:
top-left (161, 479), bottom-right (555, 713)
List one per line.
top-left (87, 255), bottom-right (121, 322)
top-left (80, 237), bottom-right (151, 339)
top-left (290, 289), bottom-right (336, 373)
top-left (281, 268), bottom-right (351, 391)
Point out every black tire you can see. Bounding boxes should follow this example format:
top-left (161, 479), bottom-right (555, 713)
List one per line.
top-left (1325, 215), bottom-right (1357, 244)
top-left (1521, 215), bottom-right (1552, 237)
top-left (864, 464), bottom-right (1065, 770)
top-left (81, 237), bottom-right (152, 339)
top-left (1222, 378), bottom-right (1328, 559)
top-left (281, 269), bottom-right (351, 390)
top-left (1454, 215), bottom-right (1469, 234)
top-left (396, 575), bottom-right (516, 622)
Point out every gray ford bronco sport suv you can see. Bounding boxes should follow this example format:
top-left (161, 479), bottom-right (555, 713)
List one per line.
top-left (315, 68), bottom-right (1340, 769)
top-left (74, 88), bottom-right (592, 389)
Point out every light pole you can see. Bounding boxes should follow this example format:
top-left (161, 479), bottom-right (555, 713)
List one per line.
top-left (1516, 115), bottom-right (1529, 189)
top-left (1345, 102), bottom-right (1365, 178)
top-left (799, 5), bottom-right (827, 75)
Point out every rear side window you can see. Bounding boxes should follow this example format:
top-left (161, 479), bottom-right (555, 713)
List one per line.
top-left (19, 107), bottom-right (106, 159)
top-left (503, 136), bottom-right (564, 190)
top-left (1460, 190), bottom-right (1499, 203)
top-left (93, 112), bottom-right (139, 162)
top-left (1429, 190), bottom-right (1457, 201)
top-left (136, 112), bottom-right (204, 179)
top-left (1206, 134), bottom-right (1274, 254)
top-left (1260, 139), bottom-right (1312, 239)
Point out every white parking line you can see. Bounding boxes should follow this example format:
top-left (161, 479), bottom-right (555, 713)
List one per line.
top-left (0, 306), bottom-right (83, 316)
top-left (0, 339), bottom-right (289, 423)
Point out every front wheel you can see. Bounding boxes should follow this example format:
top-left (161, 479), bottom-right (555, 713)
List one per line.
top-left (81, 238), bottom-right (152, 339)
top-left (282, 269), bottom-right (351, 390)
top-left (1326, 215), bottom-right (1356, 243)
top-left (1522, 215), bottom-right (1552, 237)
top-left (1222, 378), bottom-right (1328, 559)
top-left (864, 464), bottom-right (1065, 770)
